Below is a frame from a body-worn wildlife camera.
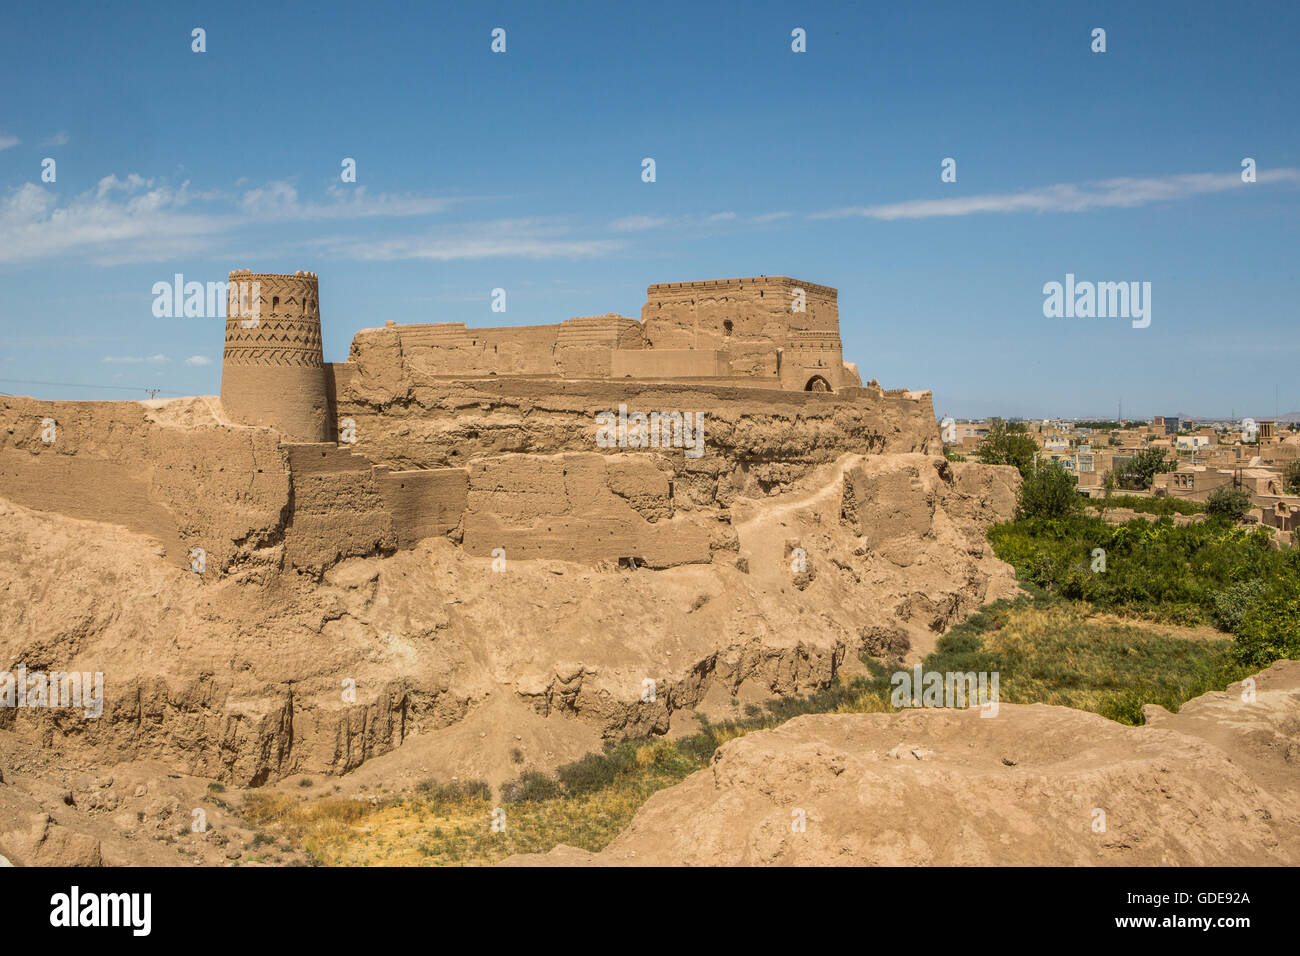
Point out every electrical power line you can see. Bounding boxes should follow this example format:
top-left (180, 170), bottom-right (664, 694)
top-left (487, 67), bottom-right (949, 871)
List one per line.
top-left (0, 377), bottom-right (181, 396)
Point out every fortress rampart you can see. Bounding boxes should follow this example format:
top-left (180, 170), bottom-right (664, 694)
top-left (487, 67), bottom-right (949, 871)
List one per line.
top-left (363, 274), bottom-right (857, 393)
top-left (0, 270), bottom-right (939, 576)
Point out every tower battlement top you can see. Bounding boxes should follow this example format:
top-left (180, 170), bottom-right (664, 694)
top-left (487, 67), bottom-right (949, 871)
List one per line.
top-left (646, 276), bottom-right (837, 298)
top-left (228, 269), bottom-right (319, 280)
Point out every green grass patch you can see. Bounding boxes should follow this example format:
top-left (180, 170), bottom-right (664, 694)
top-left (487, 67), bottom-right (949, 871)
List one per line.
top-left (922, 594), bottom-right (1248, 723)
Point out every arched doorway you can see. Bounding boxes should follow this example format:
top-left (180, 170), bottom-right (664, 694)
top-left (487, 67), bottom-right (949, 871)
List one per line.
top-left (804, 375), bottom-right (832, 392)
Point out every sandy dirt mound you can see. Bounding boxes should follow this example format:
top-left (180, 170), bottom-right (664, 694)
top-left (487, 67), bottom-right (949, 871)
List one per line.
top-left (505, 661), bottom-right (1300, 866)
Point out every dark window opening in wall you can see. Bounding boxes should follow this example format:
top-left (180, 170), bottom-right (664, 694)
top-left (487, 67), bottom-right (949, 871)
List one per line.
top-left (723, 320), bottom-right (734, 336)
top-left (272, 296), bottom-right (280, 312)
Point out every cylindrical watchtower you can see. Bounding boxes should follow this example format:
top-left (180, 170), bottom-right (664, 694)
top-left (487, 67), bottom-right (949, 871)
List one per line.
top-left (220, 269), bottom-right (331, 442)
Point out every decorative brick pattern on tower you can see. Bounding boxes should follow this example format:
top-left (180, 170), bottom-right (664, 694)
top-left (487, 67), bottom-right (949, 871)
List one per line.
top-left (220, 270), bottom-right (332, 442)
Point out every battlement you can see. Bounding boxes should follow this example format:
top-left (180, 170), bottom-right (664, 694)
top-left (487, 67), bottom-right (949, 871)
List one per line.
top-left (647, 276), bottom-right (838, 299)
top-left (229, 269), bottom-right (319, 279)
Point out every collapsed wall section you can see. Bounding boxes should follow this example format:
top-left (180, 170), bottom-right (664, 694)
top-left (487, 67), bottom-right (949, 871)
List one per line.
top-left (0, 397), bottom-right (290, 571)
top-left (383, 314), bottom-right (643, 380)
top-left (460, 453), bottom-right (714, 567)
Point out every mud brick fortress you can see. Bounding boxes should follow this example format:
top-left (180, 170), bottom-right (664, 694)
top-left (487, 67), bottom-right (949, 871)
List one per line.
top-left (0, 271), bottom-right (942, 574)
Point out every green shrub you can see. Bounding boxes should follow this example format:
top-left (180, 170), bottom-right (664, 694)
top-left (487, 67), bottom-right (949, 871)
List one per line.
top-left (414, 779), bottom-right (492, 803)
top-left (1234, 591), bottom-right (1300, 668)
top-left (1285, 460), bottom-right (1300, 496)
top-left (1096, 494), bottom-right (1204, 516)
top-left (500, 770), bottom-right (562, 804)
top-left (1205, 486), bottom-right (1253, 522)
top-left (1211, 579), bottom-right (1267, 631)
top-left (1016, 462), bottom-right (1083, 521)
top-left (1116, 448), bottom-right (1175, 490)
top-left (555, 745), bottom-right (641, 797)
top-left (976, 419), bottom-right (1039, 478)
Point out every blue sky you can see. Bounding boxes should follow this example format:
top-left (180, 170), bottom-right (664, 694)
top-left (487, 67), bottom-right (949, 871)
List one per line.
top-left (1, 0), bottom-right (1296, 418)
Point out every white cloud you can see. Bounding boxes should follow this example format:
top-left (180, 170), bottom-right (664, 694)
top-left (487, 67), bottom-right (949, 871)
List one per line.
top-left (708, 211), bottom-right (737, 221)
top-left (0, 175), bottom-right (466, 266)
top-left (238, 181), bottom-right (456, 221)
top-left (42, 131), bottom-right (70, 147)
top-left (0, 134), bottom-right (19, 151)
top-left (184, 355), bottom-right (211, 366)
top-left (102, 354), bottom-right (170, 364)
top-left (323, 219), bottom-right (623, 262)
top-left (811, 169), bottom-right (1300, 220)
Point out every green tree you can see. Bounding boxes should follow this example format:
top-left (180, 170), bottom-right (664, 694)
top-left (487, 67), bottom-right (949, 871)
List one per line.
top-left (1234, 591), bottom-right (1300, 668)
top-left (976, 418), bottom-right (1039, 479)
top-left (1205, 485), bottom-right (1253, 522)
top-left (1095, 470), bottom-right (1117, 516)
top-left (1016, 461), bottom-right (1082, 520)
top-left (1284, 459), bottom-right (1300, 496)
top-left (1117, 448), bottom-right (1175, 490)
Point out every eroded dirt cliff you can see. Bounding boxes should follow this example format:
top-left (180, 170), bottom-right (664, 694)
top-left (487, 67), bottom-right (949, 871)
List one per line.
top-left (0, 450), bottom-right (1018, 864)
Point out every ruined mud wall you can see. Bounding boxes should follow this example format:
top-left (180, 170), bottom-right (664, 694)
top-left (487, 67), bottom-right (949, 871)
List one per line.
top-left (0, 397), bottom-right (289, 572)
top-left (388, 314), bottom-right (643, 380)
top-left (339, 337), bottom-right (939, 487)
top-left (308, 353), bottom-right (942, 568)
top-left (461, 452), bottom-right (716, 567)
top-left (0, 358), bottom-right (940, 576)
top-left (280, 443), bottom-right (470, 565)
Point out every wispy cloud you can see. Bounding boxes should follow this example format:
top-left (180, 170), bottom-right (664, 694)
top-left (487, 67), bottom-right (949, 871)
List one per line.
top-left (237, 181), bottom-right (456, 221)
top-left (42, 131), bottom-right (70, 147)
top-left (184, 355), bottom-right (211, 366)
top-left (319, 218), bottom-right (622, 261)
top-left (0, 175), bottom-right (467, 266)
top-left (609, 210), bottom-right (789, 233)
top-left (102, 354), bottom-right (170, 364)
top-left (811, 169), bottom-right (1300, 220)
top-left (0, 134), bottom-right (20, 151)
